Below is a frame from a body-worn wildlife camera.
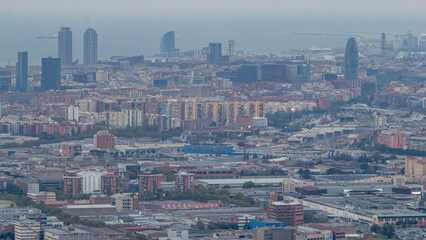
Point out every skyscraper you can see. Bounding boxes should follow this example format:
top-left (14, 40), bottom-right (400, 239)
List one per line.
top-left (84, 28), bottom-right (98, 65)
top-left (58, 27), bottom-right (72, 65)
top-left (344, 37), bottom-right (359, 80)
top-left (0, 71), bottom-right (11, 93)
top-left (228, 40), bottom-right (235, 56)
top-left (160, 31), bottom-right (175, 54)
top-left (41, 57), bottom-right (61, 90)
top-left (16, 52), bottom-right (28, 92)
top-left (207, 43), bottom-right (222, 64)
top-left (381, 32), bottom-right (386, 57)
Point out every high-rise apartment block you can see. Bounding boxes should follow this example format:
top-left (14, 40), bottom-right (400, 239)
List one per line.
top-left (94, 131), bottom-right (115, 149)
top-left (101, 174), bottom-right (120, 195)
top-left (138, 173), bottom-right (167, 199)
top-left (63, 172), bottom-right (83, 199)
top-left (66, 105), bottom-right (79, 122)
top-left (405, 157), bottom-right (426, 180)
top-left (175, 171), bottom-right (194, 192)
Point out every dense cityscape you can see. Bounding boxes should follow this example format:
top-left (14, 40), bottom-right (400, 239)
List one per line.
top-left (0, 2), bottom-right (425, 240)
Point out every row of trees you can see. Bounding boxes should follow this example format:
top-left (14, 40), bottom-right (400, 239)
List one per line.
top-left (3, 125), bottom-right (183, 149)
top-left (2, 127), bottom-right (103, 148)
top-left (239, 169), bottom-right (287, 176)
top-left (374, 144), bottom-right (426, 157)
top-left (267, 109), bottom-right (325, 130)
top-left (193, 221), bottom-right (238, 230)
top-left (108, 125), bottom-right (182, 139)
top-left (303, 212), bottom-right (328, 223)
top-left (140, 185), bottom-right (261, 208)
top-left (370, 224), bottom-right (397, 239)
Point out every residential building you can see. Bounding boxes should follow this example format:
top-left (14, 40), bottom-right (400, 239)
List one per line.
top-left (138, 173), bottom-right (167, 199)
top-left (175, 171), bottom-right (194, 192)
top-left (27, 192), bottom-right (56, 203)
top-left (16, 178), bottom-right (39, 194)
top-left (61, 144), bottom-right (82, 157)
top-left (111, 193), bottom-right (138, 211)
top-left (405, 156), bottom-right (426, 180)
top-left (282, 178), bottom-right (315, 194)
top-left (93, 131), bottom-right (115, 149)
top-left (63, 172), bottom-right (83, 199)
top-left (15, 219), bottom-right (41, 240)
top-left (233, 214), bottom-right (255, 230)
top-left (77, 171), bottom-right (103, 194)
top-left (256, 226), bottom-right (295, 240)
top-left (66, 105), bottom-right (79, 122)
top-left (101, 174), bottom-right (120, 195)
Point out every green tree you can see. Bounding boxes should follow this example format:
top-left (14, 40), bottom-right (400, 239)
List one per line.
top-left (360, 163), bottom-right (370, 171)
top-left (304, 212), bottom-right (316, 223)
top-left (299, 169), bottom-right (311, 179)
top-left (194, 221), bottom-right (206, 230)
top-left (242, 181), bottom-right (256, 189)
top-left (381, 223), bottom-right (396, 239)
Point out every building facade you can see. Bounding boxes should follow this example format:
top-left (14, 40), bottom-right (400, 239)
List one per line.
top-left (266, 202), bottom-right (304, 227)
top-left (175, 171), bottom-right (194, 192)
top-left (16, 52), bottom-right (28, 92)
top-left (58, 27), bottom-right (72, 65)
top-left (41, 57), bottom-right (61, 90)
top-left (83, 28), bottom-right (98, 65)
top-left (344, 37), bottom-right (359, 80)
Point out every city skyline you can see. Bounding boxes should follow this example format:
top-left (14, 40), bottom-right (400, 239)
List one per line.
top-left (0, 8), bottom-right (425, 66)
top-left (0, 1), bottom-right (425, 239)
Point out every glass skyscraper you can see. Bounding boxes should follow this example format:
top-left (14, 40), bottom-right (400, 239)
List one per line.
top-left (58, 27), bottom-right (72, 65)
top-left (84, 28), bottom-right (98, 65)
top-left (344, 37), bottom-right (359, 80)
top-left (41, 57), bottom-right (61, 90)
top-left (160, 31), bottom-right (175, 54)
top-left (207, 43), bottom-right (222, 64)
top-left (16, 52), bottom-right (28, 92)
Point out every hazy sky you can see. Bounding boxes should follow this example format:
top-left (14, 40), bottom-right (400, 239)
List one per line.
top-left (0, 0), bottom-right (425, 66)
top-left (1, 0), bottom-right (425, 17)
